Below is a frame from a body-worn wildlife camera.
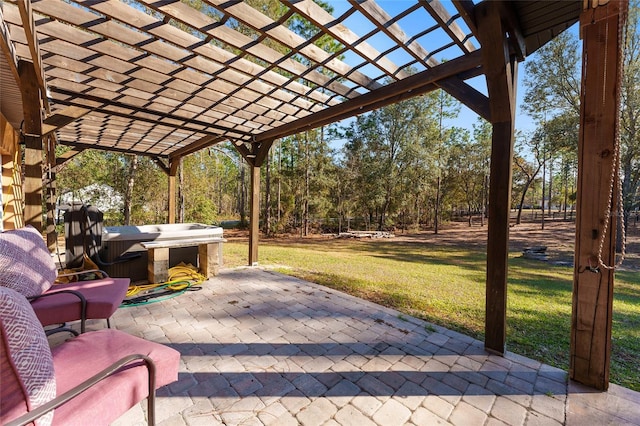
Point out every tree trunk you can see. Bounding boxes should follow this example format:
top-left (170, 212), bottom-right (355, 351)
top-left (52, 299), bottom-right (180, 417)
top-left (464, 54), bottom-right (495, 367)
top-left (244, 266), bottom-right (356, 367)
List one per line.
top-left (434, 175), bottom-right (441, 234)
top-left (303, 132), bottom-right (310, 236)
top-left (277, 142), bottom-right (282, 223)
top-left (541, 154), bottom-right (546, 230)
top-left (563, 161), bottom-right (569, 220)
top-left (123, 155), bottom-right (138, 225)
top-left (618, 162), bottom-right (633, 252)
top-left (548, 158), bottom-right (553, 216)
top-left (481, 173), bottom-right (488, 226)
top-left (516, 179), bottom-right (532, 225)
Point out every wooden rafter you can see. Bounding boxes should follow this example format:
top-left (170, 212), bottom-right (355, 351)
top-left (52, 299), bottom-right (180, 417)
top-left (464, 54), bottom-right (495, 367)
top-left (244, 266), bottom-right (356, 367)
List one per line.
top-left (15, 0), bottom-right (45, 96)
top-left (283, 0), bottom-right (410, 81)
top-left (498, 2), bottom-right (527, 61)
top-left (49, 88), bottom-right (250, 138)
top-left (42, 105), bottom-right (93, 136)
top-left (256, 50), bottom-right (483, 142)
top-left (0, 7), bottom-right (20, 84)
top-left (54, 147), bottom-right (85, 168)
top-left (152, 157), bottom-right (170, 175)
top-left (139, 0), bottom-right (365, 99)
top-left (452, 1), bottom-right (478, 38)
top-left (57, 140), bottom-right (175, 161)
top-left (168, 134), bottom-right (227, 160)
top-left (349, 0), bottom-right (439, 68)
top-left (418, 0), bottom-right (477, 54)
top-left (348, 0), bottom-right (487, 121)
top-left (233, 142), bottom-right (254, 166)
top-left (200, 0), bottom-right (381, 91)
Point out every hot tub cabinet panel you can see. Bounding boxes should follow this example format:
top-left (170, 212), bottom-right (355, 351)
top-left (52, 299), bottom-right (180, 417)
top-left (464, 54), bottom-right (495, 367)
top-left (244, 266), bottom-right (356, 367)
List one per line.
top-left (100, 223), bottom-right (223, 282)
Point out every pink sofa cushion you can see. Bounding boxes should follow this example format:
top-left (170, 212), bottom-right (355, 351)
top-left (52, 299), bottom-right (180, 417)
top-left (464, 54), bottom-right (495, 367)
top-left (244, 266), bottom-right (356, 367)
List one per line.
top-left (51, 328), bottom-right (180, 426)
top-left (0, 286), bottom-right (56, 426)
top-left (31, 277), bottom-right (130, 327)
top-left (0, 226), bottom-right (56, 297)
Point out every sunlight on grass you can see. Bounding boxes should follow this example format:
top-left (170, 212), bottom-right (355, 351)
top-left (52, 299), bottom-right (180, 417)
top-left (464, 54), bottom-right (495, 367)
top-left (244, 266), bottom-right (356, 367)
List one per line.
top-left (223, 240), bottom-right (639, 391)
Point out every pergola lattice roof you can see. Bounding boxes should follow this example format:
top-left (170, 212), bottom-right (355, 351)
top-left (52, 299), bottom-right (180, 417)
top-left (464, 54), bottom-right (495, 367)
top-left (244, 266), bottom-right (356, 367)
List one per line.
top-left (1, 0), bottom-right (579, 161)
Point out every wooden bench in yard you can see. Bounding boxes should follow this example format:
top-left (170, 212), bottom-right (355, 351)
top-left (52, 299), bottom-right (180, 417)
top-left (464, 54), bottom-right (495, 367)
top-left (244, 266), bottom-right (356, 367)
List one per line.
top-left (141, 237), bottom-right (225, 283)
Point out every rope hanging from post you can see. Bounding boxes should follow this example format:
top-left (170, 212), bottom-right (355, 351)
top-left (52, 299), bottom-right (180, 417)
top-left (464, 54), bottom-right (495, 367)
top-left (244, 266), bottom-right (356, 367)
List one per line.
top-left (596, 8), bottom-right (627, 271)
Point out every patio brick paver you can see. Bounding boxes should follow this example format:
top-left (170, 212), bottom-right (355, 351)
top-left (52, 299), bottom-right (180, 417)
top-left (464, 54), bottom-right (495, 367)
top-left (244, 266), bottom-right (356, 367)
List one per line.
top-left (83, 267), bottom-right (640, 426)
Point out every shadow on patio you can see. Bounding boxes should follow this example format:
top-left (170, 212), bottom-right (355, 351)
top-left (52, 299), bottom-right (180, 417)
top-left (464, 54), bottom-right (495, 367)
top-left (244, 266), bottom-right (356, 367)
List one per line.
top-left (80, 268), bottom-right (638, 426)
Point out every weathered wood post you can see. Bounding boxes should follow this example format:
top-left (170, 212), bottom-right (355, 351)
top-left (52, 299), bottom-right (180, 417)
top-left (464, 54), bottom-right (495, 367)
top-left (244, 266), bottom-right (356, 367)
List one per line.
top-left (19, 60), bottom-right (44, 231)
top-left (249, 164), bottom-right (260, 266)
top-left (571, 0), bottom-right (628, 390)
top-left (168, 158), bottom-right (180, 224)
top-left (476, 2), bottom-right (519, 355)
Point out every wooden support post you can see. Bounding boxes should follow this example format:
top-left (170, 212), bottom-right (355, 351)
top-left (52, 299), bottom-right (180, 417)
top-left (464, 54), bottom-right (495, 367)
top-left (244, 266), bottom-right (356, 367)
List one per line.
top-left (249, 164), bottom-right (260, 266)
top-left (19, 60), bottom-right (44, 231)
top-left (148, 247), bottom-right (170, 284)
top-left (45, 135), bottom-right (57, 250)
top-left (476, 2), bottom-right (518, 355)
top-left (571, 1), bottom-right (627, 390)
top-left (1, 114), bottom-right (23, 230)
top-left (199, 242), bottom-right (222, 278)
top-left (168, 158), bottom-right (179, 224)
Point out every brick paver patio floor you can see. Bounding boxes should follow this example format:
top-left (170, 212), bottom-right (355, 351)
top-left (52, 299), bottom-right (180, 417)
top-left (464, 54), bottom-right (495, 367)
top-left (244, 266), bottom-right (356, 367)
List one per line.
top-left (89, 268), bottom-right (639, 426)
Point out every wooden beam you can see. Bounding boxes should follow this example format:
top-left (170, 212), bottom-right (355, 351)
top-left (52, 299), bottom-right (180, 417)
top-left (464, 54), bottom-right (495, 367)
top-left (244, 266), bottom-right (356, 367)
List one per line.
top-left (309, 67), bottom-right (486, 130)
top-left (253, 139), bottom-right (276, 168)
top-left (348, 0), bottom-right (487, 121)
top-left (436, 77), bottom-right (491, 122)
top-left (16, 0), bottom-right (46, 97)
top-left (169, 134), bottom-right (227, 161)
top-left (352, 0), bottom-right (439, 68)
top-left (283, 0), bottom-right (410, 81)
top-left (19, 60), bottom-right (44, 231)
top-left (499, 1), bottom-right (527, 61)
top-left (168, 158), bottom-right (180, 224)
top-left (255, 50), bottom-right (483, 143)
top-left (54, 148), bottom-right (85, 168)
top-left (42, 106), bottom-right (93, 136)
top-left (233, 142), bottom-right (255, 167)
top-left (153, 158), bottom-right (170, 175)
top-left (475, 1), bottom-right (518, 355)
top-left (571, 0), bottom-right (627, 391)
top-left (44, 134), bottom-right (56, 250)
top-left (1, 114), bottom-right (23, 230)
top-left (50, 88), bottom-right (252, 139)
top-left (418, 0), bottom-right (477, 54)
top-left (198, 0), bottom-right (380, 92)
top-left (452, 1), bottom-right (478, 37)
top-left (248, 164), bottom-right (260, 266)
top-left (58, 140), bottom-right (168, 161)
top-left (0, 7), bottom-right (20, 85)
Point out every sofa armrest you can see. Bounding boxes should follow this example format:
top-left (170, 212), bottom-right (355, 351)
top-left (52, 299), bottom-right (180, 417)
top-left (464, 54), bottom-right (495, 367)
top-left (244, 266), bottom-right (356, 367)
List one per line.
top-left (5, 354), bottom-right (157, 426)
top-left (28, 289), bottom-right (87, 334)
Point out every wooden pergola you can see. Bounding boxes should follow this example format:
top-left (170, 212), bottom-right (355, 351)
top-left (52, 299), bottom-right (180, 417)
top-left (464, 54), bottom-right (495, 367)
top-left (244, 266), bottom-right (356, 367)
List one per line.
top-left (0, 0), bottom-right (628, 390)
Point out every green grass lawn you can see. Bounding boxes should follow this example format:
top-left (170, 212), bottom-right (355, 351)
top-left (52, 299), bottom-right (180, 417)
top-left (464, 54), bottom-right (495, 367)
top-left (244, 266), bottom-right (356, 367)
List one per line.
top-left (223, 237), bottom-right (640, 391)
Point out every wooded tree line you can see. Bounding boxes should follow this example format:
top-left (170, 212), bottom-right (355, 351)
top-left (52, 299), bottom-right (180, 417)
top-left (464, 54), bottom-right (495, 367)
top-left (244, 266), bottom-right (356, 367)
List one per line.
top-left (55, 3), bottom-right (640, 235)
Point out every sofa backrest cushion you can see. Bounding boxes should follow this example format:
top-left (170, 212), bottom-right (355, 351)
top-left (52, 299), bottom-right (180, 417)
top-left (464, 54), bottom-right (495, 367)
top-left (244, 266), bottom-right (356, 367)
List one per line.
top-left (0, 226), bottom-right (56, 297)
top-left (0, 286), bottom-right (56, 426)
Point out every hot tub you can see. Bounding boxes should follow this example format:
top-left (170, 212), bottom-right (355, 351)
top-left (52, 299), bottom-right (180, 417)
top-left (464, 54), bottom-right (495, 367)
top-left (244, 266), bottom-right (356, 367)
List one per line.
top-left (100, 223), bottom-right (223, 282)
